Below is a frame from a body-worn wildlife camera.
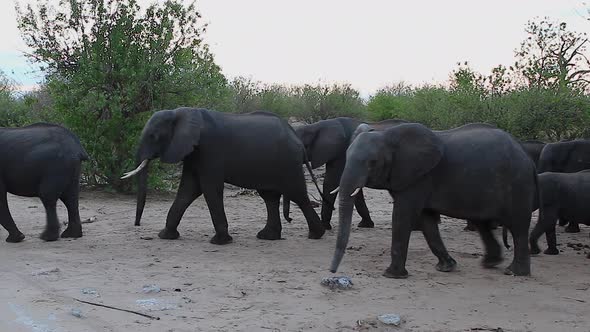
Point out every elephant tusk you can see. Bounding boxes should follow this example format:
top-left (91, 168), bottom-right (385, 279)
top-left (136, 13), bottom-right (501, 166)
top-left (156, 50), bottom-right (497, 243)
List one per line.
top-left (350, 187), bottom-right (361, 197)
top-left (330, 187), bottom-right (339, 195)
top-left (120, 160), bottom-right (148, 179)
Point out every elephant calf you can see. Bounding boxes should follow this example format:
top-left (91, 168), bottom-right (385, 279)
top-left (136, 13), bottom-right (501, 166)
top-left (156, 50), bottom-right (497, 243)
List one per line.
top-left (331, 123), bottom-right (537, 278)
top-left (0, 123), bottom-right (88, 242)
top-left (530, 170), bottom-right (590, 256)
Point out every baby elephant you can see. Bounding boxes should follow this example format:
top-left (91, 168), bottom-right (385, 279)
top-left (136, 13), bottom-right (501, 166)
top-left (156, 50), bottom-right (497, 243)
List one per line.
top-left (530, 170), bottom-right (590, 256)
top-left (0, 123), bottom-right (88, 242)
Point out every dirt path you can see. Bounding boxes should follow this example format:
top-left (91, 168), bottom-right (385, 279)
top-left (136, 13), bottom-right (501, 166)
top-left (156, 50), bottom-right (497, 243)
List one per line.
top-left (0, 187), bottom-right (589, 331)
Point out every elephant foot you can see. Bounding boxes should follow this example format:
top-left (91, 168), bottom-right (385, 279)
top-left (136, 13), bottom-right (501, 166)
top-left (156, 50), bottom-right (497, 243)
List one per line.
top-left (357, 219), bottom-right (374, 228)
top-left (6, 232), bottom-right (25, 243)
top-left (256, 227), bottom-right (282, 240)
top-left (322, 222), bottom-right (332, 230)
top-left (482, 255), bottom-right (504, 268)
top-left (383, 266), bottom-right (409, 279)
top-left (308, 225), bottom-right (325, 239)
top-left (210, 233), bottom-right (233, 245)
top-left (40, 228), bottom-right (60, 242)
top-left (436, 258), bottom-right (457, 272)
top-left (61, 225), bottom-right (82, 238)
top-left (158, 228), bottom-right (180, 240)
top-left (504, 262), bottom-right (530, 276)
top-left (529, 243), bottom-right (541, 255)
top-left (543, 247), bottom-right (559, 255)
top-left (463, 222), bottom-right (477, 232)
top-left (565, 224), bottom-right (581, 233)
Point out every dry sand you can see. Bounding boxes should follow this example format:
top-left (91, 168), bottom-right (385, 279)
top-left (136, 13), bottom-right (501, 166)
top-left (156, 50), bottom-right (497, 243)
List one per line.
top-left (0, 185), bottom-right (589, 331)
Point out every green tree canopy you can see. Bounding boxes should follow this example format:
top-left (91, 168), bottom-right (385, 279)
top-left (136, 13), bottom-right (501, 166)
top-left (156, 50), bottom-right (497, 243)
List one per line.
top-left (16, 0), bottom-right (227, 190)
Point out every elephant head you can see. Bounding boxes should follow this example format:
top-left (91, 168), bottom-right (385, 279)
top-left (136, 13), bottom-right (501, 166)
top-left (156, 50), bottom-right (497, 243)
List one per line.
top-left (121, 107), bottom-right (202, 226)
top-left (296, 120), bottom-right (348, 169)
top-left (330, 123), bottom-right (444, 272)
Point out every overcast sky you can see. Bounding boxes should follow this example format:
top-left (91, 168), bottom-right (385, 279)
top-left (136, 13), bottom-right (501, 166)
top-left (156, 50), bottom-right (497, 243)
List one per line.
top-left (1, 0), bottom-right (589, 95)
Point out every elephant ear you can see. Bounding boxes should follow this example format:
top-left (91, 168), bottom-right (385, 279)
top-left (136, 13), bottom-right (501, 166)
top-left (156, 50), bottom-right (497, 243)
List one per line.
top-left (387, 123), bottom-right (444, 191)
top-left (161, 108), bottom-right (202, 164)
top-left (308, 121), bottom-right (347, 168)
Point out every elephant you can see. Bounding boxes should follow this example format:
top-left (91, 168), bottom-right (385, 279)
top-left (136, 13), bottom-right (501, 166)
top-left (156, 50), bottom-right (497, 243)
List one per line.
top-left (520, 140), bottom-right (546, 168)
top-left (464, 139), bottom-right (546, 232)
top-left (529, 170), bottom-right (590, 256)
top-left (0, 123), bottom-right (88, 242)
top-left (282, 117), bottom-right (407, 229)
top-left (330, 123), bottom-right (537, 278)
top-left (537, 139), bottom-right (590, 233)
top-left (121, 107), bottom-right (325, 244)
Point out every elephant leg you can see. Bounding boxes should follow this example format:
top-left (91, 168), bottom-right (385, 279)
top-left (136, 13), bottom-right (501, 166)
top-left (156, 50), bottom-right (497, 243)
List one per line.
top-left (505, 215), bottom-right (531, 276)
top-left (476, 221), bottom-right (503, 268)
top-left (40, 197), bottom-right (60, 242)
top-left (159, 167), bottom-right (202, 240)
top-left (288, 168), bottom-right (325, 239)
top-left (383, 199), bottom-right (418, 279)
top-left (565, 221), bottom-right (581, 233)
top-left (529, 207), bottom-right (557, 255)
top-left (60, 163), bottom-right (83, 239)
top-left (320, 161), bottom-right (343, 230)
top-left (464, 220), bottom-right (477, 231)
top-left (558, 217), bottom-right (568, 226)
top-left (419, 211), bottom-right (456, 272)
top-left (0, 187), bottom-right (24, 243)
top-left (355, 190), bottom-right (374, 228)
top-left (201, 179), bottom-right (232, 245)
top-left (256, 190), bottom-right (282, 240)
top-left (543, 226), bottom-right (559, 255)
top-left (59, 183), bottom-right (83, 239)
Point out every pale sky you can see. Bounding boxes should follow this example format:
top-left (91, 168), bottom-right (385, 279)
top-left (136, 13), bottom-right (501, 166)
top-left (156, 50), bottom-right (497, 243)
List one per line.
top-left (1, 0), bottom-right (589, 95)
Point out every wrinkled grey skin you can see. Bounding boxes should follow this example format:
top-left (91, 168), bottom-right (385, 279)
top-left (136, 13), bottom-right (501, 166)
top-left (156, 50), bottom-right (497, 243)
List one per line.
top-left (128, 107), bottom-right (325, 244)
top-left (283, 117), bottom-right (407, 229)
top-left (0, 123), bottom-right (88, 242)
top-left (530, 170), bottom-right (590, 256)
top-left (537, 139), bottom-right (590, 233)
top-left (331, 123), bottom-right (537, 278)
top-left (465, 139), bottom-right (546, 232)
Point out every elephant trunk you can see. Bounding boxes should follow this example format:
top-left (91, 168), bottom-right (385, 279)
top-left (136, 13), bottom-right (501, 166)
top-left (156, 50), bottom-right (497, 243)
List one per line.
top-left (330, 162), bottom-right (367, 273)
top-left (134, 162), bottom-right (149, 226)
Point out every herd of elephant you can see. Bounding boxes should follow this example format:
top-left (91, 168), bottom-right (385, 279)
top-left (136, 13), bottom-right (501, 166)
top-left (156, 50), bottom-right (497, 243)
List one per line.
top-left (1, 107), bottom-right (589, 279)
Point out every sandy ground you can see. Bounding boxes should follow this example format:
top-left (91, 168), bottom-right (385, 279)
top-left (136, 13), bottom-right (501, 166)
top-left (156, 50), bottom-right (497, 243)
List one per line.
top-left (0, 184), bottom-right (589, 332)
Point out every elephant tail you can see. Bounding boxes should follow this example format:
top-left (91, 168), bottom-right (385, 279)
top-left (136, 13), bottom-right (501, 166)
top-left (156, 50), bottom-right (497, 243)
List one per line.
top-left (303, 149), bottom-right (333, 211)
top-left (282, 196), bottom-right (292, 222)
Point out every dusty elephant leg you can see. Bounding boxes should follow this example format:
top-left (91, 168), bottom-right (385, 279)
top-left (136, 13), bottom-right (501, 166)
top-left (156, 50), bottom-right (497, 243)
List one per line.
top-left (159, 168), bottom-right (202, 240)
top-left (40, 197), bottom-right (60, 242)
top-left (565, 221), bottom-right (581, 233)
top-left (419, 211), bottom-right (456, 272)
top-left (505, 219), bottom-right (531, 276)
top-left (288, 168), bottom-right (325, 239)
top-left (0, 188), bottom-right (24, 243)
top-left (464, 220), bottom-right (477, 231)
top-left (256, 190), bottom-right (282, 240)
top-left (543, 226), bottom-right (559, 255)
top-left (476, 221), bottom-right (503, 268)
top-left (202, 180), bottom-right (233, 245)
top-left (60, 185), bottom-right (83, 239)
top-left (320, 161), bottom-right (343, 230)
top-left (383, 203), bottom-right (416, 279)
top-left (355, 190), bottom-right (374, 228)
top-left (529, 207), bottom-right (557, 255)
